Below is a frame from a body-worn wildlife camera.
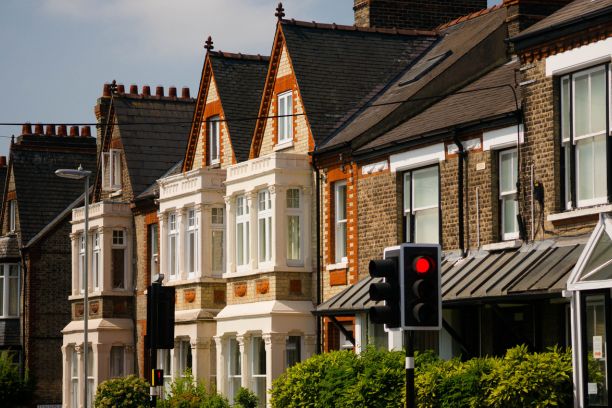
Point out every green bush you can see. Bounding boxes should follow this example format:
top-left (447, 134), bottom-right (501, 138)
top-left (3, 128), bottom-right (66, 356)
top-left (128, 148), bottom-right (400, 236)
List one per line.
top-left (234, 387), bottom-right (259, 408)
top-left (157, 370), bottom-right (229, 408)
top-left (270, 346), bottom-right (573, 408)
top-left (94, 375), bottom-right (149, 408)
top-left (0, 351), bottom-right (33, 407)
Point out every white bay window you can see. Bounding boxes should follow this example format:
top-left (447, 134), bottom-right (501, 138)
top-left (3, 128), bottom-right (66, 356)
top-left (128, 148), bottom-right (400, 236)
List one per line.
top-left (186, 209), bottom-right (199, 278)
top-left (258, 190), bottom-right (272, 264)
top-left (168, 213), bottom-right (178, 280)
top-left (211, 208), bottom-right (224, 275)
top-left (228, 338), bottom-right (241, 402)
top-left (111, 230), bottom-right (126, 289)
top-left (78, 234), bottom-right (85, 293)
top-left (286, 188), bottom-right (302, 264)
top-left (236, 195), bottom-right (250, 268)
top-left (251, 336), bottom-right (267, 406)
top-left (92, 231), bottom-right (100, 290)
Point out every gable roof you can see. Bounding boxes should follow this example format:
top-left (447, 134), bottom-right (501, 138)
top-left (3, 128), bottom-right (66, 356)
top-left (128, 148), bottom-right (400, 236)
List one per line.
top-left (8, 134), bottom-right (97, 244)
top-left (315, 7), bottom-right (509, 153)
top-left (109, 93), bottom-right (195, 197)
top-left (250, 20), bottom-right (438, 157)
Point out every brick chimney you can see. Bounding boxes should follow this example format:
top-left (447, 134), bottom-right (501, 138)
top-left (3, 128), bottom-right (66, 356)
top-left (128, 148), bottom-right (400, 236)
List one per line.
top-left (353, 0), bottom-right (487, 31)
top-left (503, 0), bottom-right (575, 38)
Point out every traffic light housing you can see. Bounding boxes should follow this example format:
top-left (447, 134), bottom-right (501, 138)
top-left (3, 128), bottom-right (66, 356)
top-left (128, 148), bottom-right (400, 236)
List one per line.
top-left (368, 248), bottom-right (401, 329)
top-left (401, 244), bottom-right (441, 330)
top-left (146, 284), bottom-right (176, 349)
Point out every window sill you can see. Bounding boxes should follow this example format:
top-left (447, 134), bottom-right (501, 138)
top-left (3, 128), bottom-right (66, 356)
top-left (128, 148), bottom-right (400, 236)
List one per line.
top-left (547, 204), bottom-right (612, 223)
top-left (223, 265), bottom-right (311, 279)
top-left (209, 162), bottom-right (221, 169)
top-left (162, 275), bottom-right (225, 287)
top-left (109, 189), bottom-right (123, 198)
top-left (273, 140), bottom-right (294, 151)
top-left (68, 289), bottom-right (132, 300)
top-left (326, 262), bottom-right (348, 271)
top-left (481, 240), bottom-right (522, 252)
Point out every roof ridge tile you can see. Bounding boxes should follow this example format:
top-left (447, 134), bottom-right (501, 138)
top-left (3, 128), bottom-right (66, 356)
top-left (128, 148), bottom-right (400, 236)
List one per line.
top-left (281, 18), bottom-right (437, 37)
top-left (437, 4), bottom-right (504, 31)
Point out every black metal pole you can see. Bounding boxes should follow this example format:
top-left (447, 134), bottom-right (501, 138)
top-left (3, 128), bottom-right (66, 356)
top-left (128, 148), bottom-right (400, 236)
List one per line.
top-left (405, 330), bottom-right (415, 408)
top-left (149, 283), bottom-right (158, 407)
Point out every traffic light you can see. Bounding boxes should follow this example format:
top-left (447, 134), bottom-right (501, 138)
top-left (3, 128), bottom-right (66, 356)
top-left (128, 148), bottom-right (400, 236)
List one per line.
top-left (152, 369), bottom-right (164, 386)
top-left (401, 244), bottom-right (441, 330)
top-left (368, 248), bottom-right (401, 329)
top-left (146, 284), bottom-right (176, 349)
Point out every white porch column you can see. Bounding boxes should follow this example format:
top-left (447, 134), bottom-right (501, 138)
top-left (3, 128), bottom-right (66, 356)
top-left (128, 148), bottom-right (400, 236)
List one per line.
top-left (172, 339), bottom-right (180, 379)
top-left (177, 208), bottom-right (187, 280)
top-left (247, 191), bottom-right (258, 271)
top-left (263, 332), bottom-right (287, 404)
top-left (214, 336), bottom-right (227, 396)
top-left (158, 213), bottom-right (167, 276)
top-left (61, 345), bottom-right (70, 408)
top-left (191, 337), bottom-right (211, 383)
top-left (224, 196), bottom-right (235, 273)
top-left (76, 344), bottom-right (85, 408)
top-left (270, 186), bottom-right (286, 268)
top-left (237, 334), bottom-right (250, 389)
top-left (303, 334), bottom-right (316, 361)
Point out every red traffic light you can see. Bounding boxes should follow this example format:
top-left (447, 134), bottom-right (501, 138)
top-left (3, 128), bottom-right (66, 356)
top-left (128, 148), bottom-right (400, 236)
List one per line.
top-left (413, 256), bottom-right (434, 275)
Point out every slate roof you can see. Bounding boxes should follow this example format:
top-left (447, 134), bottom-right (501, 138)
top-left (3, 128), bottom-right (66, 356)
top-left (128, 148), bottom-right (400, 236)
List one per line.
top-left (136, 160), bottom-right (183, 200)
top-left (513, 0), bottom-right (612, 40)
top-left (209, 52), bottom-right (269, 162)
top-left (112, 95), bottom-right (195, 197)
top-left (280, 20), bottom-right (438, 146)
top-left (316, 7), bottom-right (509, 152)
top-left (9, 134), bottom-right (97, 244)
top-left (357, 58), bottom-right (520, 153)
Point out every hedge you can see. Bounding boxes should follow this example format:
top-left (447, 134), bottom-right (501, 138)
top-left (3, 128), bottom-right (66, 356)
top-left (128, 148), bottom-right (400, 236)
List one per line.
top-left (270, 345), bottom-right (573, 408)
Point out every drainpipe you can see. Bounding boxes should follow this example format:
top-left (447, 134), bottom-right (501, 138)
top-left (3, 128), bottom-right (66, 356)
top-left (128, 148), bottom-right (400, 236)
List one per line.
top-left (453, 134), bottom-right (466, 257)
top-left (314, 163), bottom-right (322, 354)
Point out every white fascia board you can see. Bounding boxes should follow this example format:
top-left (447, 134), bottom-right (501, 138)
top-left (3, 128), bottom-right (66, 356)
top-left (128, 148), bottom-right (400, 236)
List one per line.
top-left (546, 37), bottom-right (612, 77)
top-left (483, 125), bottom-right (524, 151)
top-left (390, 143), bottom-right (445, 173)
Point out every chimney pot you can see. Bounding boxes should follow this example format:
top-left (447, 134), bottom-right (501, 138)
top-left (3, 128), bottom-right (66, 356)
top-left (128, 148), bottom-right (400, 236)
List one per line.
top-left (22, 123), bottom-right (32, 135)
top-left (80, 126), bottom-right (91, 137)
top-left (57, 125), bottom-right (67, 137)
top-left (181, 87), bottom-right (190, 99)
top-left (156, 86), bottom-right (164, 97)
top-left (34, 123), bottom-right (44, 135)
top-left (103, 83), bottom-right (112, 97)
top-left (169, 87), bottom-right (177, 98)
top-left (142, 85), bottom-right (151, 96)
top-left (45, 124), bottom-right (55, 136)
top-left (69, 126), bottom-right (79, 137)
top-left (117, 84), bottom-right (125, 94)
top-left (0, 156), bottom-right (6, 167)
top-left (129, 84), bottom-right (138, 94)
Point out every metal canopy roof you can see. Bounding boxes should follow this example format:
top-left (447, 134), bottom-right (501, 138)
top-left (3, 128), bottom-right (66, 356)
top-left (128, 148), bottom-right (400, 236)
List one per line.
top-left (315, 237), bottom-right (588, 315)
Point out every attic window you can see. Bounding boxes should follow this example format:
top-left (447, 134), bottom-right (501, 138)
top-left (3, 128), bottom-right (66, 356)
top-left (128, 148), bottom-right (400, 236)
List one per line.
top-left (278, 91), bottom-right (293, 144)
top-left (102, 149), bottom-right (122, 191)
top-left (398, 50), bottom-right (453, 87)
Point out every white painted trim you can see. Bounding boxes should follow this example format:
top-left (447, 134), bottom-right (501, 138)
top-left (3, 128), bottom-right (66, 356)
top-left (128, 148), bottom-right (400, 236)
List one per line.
top-left (480, 240), bottom-right (522, 252)
top-left (482, 125), bottom-right (524, 151)
top-left (390, 143), bottom-right (445, 173)
top-left (361, 161), bottom-right (388, 175)
top-left (548, 204), bottom-right (612, 222)
top-left (545, 37), bottom-right (612, 77)
top-left (326, 262), bottom-right (348, 271)
top-left (446, 138), bottom-right (481, 155)
top-left (215, 300), bottom-right (314, 320)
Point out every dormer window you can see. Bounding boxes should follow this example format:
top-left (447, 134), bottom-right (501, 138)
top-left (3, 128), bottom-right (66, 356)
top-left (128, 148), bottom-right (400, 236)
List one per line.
top-left (8, 200), bottom-right (16, 232)
top-left (277, 91), bottom-right (293, 144)
top-left (208, 116), bottom-right (220, 165)
top-left (102, 149), bottom-right (122, 191)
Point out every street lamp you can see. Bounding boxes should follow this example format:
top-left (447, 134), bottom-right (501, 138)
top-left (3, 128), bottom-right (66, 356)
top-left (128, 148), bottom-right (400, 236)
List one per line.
top-left (56, 165), bottom-right (92, 408)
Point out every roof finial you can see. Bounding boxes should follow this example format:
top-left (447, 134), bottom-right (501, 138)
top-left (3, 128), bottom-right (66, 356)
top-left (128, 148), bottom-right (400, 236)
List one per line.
top-left (204, 36), bottom-right (214, 51)
top-left (275, 2), bottom-right (285, 20)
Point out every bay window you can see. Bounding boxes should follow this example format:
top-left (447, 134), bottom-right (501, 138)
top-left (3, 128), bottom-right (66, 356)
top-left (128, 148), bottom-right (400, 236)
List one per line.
top-left (111, 230), bottom-right (126, 289)
top-left (334, 182), bottom-right (347, 263)
top-left (79, 234), bottom-right (85, 293)
top-left (258, 190), bottom-right (272, 264)
top-left (168, 213), bottom-right (178, 279)
top-left (149, 224), bottom-right (159, 282)
top-left (236, 195), bottom-right (250, 268)
top-left (286, 188), bottom-right (302, 264)
top-left (561, 64), bottom-right (610, 209)
top-left (403, 166), bottom-right (439, 244)
top-left (251, 336), bottom-right (267, 406)
top-left (0, 264), bottom-right (19, 318)
top-left (228, 338), bottom-right (241, 402)
top-left (211, 208), bottom-right (224, 275)
top-left (92, 231), bottom-right (100, 290)
top-left (186, 209), bottom-right (199, 278)
top-left (278, 91), bottom-right (293, 144)
top-left (208, 116), bottom-right (220, 165)
top-left (499, 149), bottom-right (519, 240)
top-left (110, 346), bottom-right (125, 378)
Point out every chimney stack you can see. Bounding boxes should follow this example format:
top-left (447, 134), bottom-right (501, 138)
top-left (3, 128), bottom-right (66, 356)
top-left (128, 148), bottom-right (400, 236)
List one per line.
top-left (81, 126), bottom-right (91, 137)
top-left (57, 125), bottom-right (67, 137)
top-left (45, 124), bottom-right (55, 136)
top-left (34, 123), bottom-right (44, 134)
top-left (503, 0), bottom-right (575, 37)
top-left (181, 87), bottom-right (190, 99)
top-left (116, 84), bottom-right (125, 94)
top-left (22, 123), bottom-right (32, 135)
top-left (142, 85), bottom-right (151, 96)
top-left (129, 84), bottom-right (138, 94)
top-left (102, 83), bottom-right (112, 97)
top-left (169, 87), bottom-right (177, 98)
top-left (69, 126), bottom-right (79, 137)
top-left (156, 86), bottom-right (164, 97)
top-left (0, 157), bottom-right (6, 167)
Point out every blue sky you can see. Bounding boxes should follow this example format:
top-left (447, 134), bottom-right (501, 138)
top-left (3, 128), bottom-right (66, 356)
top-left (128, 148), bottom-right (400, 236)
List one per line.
top-left (0, 0), bottom-right (501, 157)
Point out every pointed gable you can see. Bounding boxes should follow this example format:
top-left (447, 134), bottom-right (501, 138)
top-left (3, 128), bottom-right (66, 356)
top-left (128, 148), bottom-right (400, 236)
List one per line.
top-left (250, 20), bottom-right (438, 158)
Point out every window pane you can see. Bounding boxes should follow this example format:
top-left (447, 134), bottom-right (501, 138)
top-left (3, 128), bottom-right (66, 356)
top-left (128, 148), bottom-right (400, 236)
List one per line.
top-left (8, 270), bottom-right (18, 317)
top-left (502, 197), bottom-right (518, 237)
top-left (188, 232), bottom-right (195, 273)
top-left (286, 336), bottom-right (301, 368)
top-left (212, 208), bottom-right (224, 225)
top-left (252, 337), bottom-right (266, 375)
top-left (335, 222), bottom-right (347, 262)
top-left (0, 277), bottom-right (3, 316)
top-left (336, 184), bottom-right (346, 220)
top-left (287, 215), bottom-right (300, 261)
top-left (500, 150), bottom-right (517, 194)
top-left (259, 218), bottom-right (267, 262)
top-left (112, 248), bottom-right (125, 289)
top-left (577, 137), bottom-right (594, 202)
top-left (591, 68), bottom-right (606, 135)
top-left (212, 231), bottom-right (224, 273)
top-left (564, 143), bottom-right (571, 208)
top-left (413, 167), bottom-right (438, 209)
top-left (169, 235), bottom-right (177, 276)
top-left (574, 75), bottom-right (589, 137)
top-left (287, 189), bottom-right (300, 209)
top-left (414, 207), bottom-right (439, 244)
top-left (110, 346), bottom-right (124, 378)
top-left (561, 77), bottom-right (570, 142)
top-left (229, 338), bottom-right (241, 375)
top-left (594, 134), bottom-right (608, 200)
top-left (237, 223), bottom-right (244, 266)
top-left (403, 173), bottom-right (411, 212)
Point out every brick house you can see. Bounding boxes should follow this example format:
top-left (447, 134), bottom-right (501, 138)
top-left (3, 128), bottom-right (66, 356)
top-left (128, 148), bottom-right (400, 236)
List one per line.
top-left (156, 47), bottom-right (269, 391)
top-left (511, 1), bottom-right (612, 406)
top-left (61, 83), bottom-right (194, 408)
top-left (0, 125), bottom-right (96, 407)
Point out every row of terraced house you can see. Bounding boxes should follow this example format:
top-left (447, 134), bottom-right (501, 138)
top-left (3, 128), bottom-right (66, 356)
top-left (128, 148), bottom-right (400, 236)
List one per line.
top-left (1, 0), bottom-right (611, 407)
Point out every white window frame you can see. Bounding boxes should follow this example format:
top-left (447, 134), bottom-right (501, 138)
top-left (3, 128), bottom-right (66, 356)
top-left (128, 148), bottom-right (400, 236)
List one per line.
top-left (92, 231), bottom-right (101, 291)
top-left (102, 149), bottom-right (122, 191)
top-left (168, 213), bottom-right (179, 280)
top-left (236, 195), bottom-right (250, 270)
top-left (208, 116), bottom-right (220, 165)
top-left (211, 208), bottom-right (225, 275)
top-left (286, 335), bottom-right (301, 368)
top-left (178, 339), bottom-right (192, 377)
top-left (70, 347), bottom-right (78, 408)
top-left (111, 230), bottom-right (127, 290)
top-left (8, 200), bottom-right (16, 232)
top-left (251, 336), bottom-right (267, 407)
top-left (86, 345), bottom-right (94, 408)
top-left (258, 189), bottom-right (272, 264)
top-left (185, 209), bottom-right (199, 278)
top-left (0, 263), bottom-right (19, 318)
top-left (561, 64), bottom-right (610, 209)
top-left (286, 188), bottom-right (303, 266)
top-left (79, 234), bottom-right (86, 294)
top-left (228, 337), bottom-right (242, 403)
top-left (110, 346), bottom-right (125, 378)
top-left (277, 91), bottom-right (293, 144)
top-left (499, 149), bottom-right (519, 241)
top-left (334, 181), bottom-right (347, 263)
top-left (149, 223), bottom-right (159, 282)
top-left (402, 166), bottom-right (440, 244)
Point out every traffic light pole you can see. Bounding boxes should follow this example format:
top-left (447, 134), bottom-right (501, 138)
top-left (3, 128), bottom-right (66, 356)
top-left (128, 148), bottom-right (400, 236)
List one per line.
top-left (149, 282), bottom-right (158, 408)
top-left (405, 330), bottom-right (415, 408)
